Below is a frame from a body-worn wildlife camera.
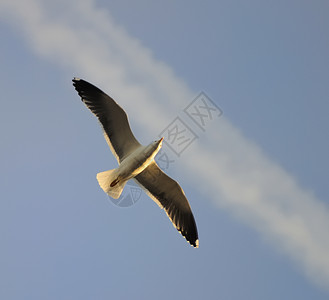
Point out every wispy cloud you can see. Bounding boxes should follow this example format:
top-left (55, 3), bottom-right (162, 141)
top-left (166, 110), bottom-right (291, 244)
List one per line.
top-left (2, 0), bottom-right (329, 290)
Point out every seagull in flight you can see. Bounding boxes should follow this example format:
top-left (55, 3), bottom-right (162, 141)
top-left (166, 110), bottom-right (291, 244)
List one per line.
top-left (73, 78), bottom-right (199, 248)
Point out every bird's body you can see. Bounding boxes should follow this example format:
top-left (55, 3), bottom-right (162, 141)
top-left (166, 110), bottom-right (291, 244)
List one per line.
top-left (97, 140), bottom-right (163, 199)
top-left (73, 78), bottom-right (199, 248)
top-left (114, 140), bottom-right (163, 181)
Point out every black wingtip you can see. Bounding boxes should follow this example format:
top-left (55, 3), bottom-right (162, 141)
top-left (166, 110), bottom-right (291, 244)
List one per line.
top-left (72, 77), bottom-right (82, 92)
top-left (187, 234), bottom-right (199, 248)
top-left (72, 77), bottom-right (88, 91)
top-left (72, 77), bottom-right (86, 100)
top-left (72, 77), bottom-right (81, 85)
top-left (72, 78), bottom-right (106, 97)
top-left (193, 239), bottom-right (199, 248)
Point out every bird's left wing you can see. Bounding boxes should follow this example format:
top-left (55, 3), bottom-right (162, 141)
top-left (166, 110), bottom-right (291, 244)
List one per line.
top-left (134, 162), bottom-right (199, 248)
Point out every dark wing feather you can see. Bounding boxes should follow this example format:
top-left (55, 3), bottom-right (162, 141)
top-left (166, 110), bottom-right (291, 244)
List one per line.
top-left (73, 78), bottom-right (140, 162)
top-left (135, 162), bottom-right (199, 248)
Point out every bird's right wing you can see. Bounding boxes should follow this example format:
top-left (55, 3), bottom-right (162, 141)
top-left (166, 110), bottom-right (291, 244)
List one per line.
top-left (134, 161), bottom-right (199, 248)
top-left (73, 78), bottom-right (141, 162)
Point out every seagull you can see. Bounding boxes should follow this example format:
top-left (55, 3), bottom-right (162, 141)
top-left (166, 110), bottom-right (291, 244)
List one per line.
top-left (73, 78), bottom-right (199, 248)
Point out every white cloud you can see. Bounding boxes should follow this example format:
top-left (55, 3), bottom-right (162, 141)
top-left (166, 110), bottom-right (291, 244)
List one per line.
top-left (1, 0), bottom-right (329, 290)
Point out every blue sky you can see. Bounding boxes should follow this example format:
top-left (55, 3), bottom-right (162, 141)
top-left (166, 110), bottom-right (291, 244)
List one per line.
top-left (1, 0), bottom-right (329, 299)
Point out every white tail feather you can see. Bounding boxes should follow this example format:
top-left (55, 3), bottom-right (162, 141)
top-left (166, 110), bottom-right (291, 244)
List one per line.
top-left (96, 169), bottom-right (126, 199)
